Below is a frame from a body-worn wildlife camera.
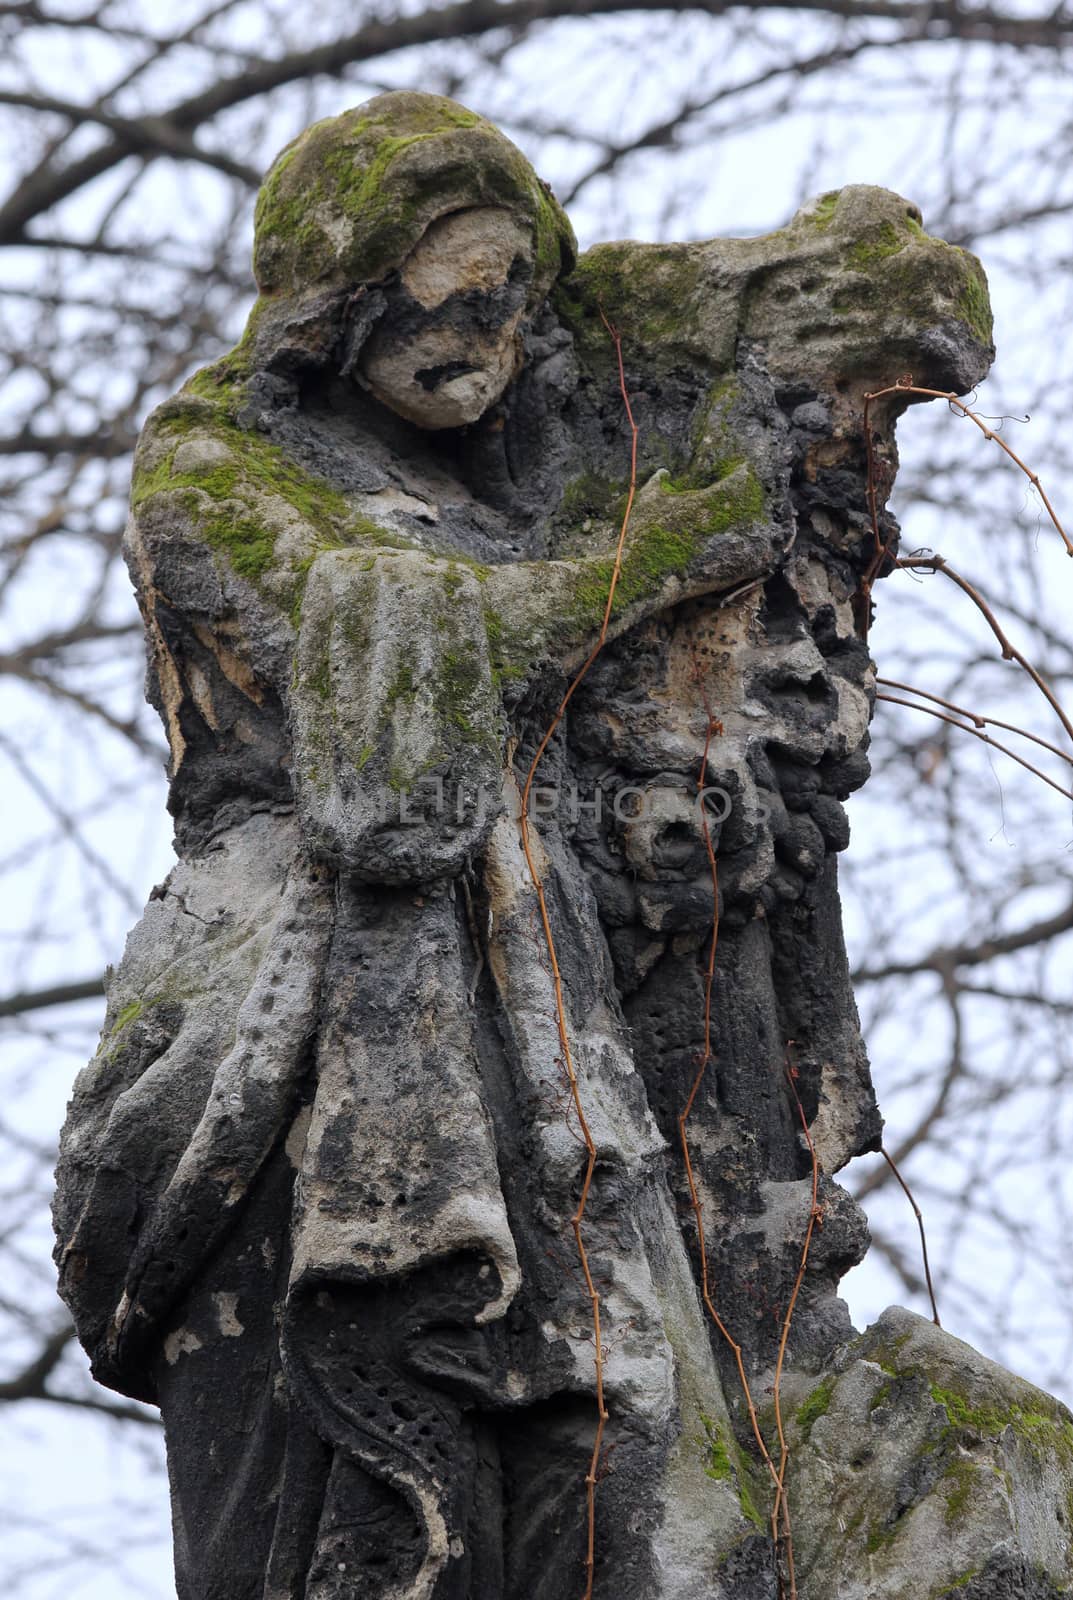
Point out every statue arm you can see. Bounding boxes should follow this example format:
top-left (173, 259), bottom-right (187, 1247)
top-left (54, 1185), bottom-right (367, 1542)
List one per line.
top-left (291, 546), bottom-right (502, 883)
top-left (483, 460), bottom-right (790, 680)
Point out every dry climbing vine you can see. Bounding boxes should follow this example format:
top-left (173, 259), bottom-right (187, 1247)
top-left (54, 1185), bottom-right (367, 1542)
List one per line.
top-left (858, 375), bottom-right (1073, 1358)
top-left (863, 377), bottom-right (1073, 789)
top-left (677, 658), bottom-right (795, 1594)
top-left (518, 351), bottom-right (1073, 1598)
top-left (516, 320), bottom-right (809, 1598)
top-left (516, 311), bottom-right (637, 1600)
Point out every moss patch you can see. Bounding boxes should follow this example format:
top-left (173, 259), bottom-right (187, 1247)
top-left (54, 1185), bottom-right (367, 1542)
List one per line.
top-left (132, 397), bottom-right (407, 605)
top-left (869, 1381), bottom-right (892, 1412)
top-left (833, 224), bottom-right (993, 348)
top-left (795, 1375), bottom-right (836, 1442)
top-left (847, 220), bottom-right (906, 270)
top-left (98, 991), bottom-right (173, 1069)
top-left (251, 93), bottom-right (574, 301)
top-left (558, 470), bottom-right (630, 526)
top-left (929, 1381), bottom-right (1073, 1462)
top-left (863, 1330), bottom-right (913, 1377)
top-left (932, 1573), bottom-right (980, 1597)
top-left (696, 1414), bottom-right (766, 1531)
top-left (434, 649), bottom-right (483, 736)
top-left (940, 1454), bottom-right (979, 1527)
top-left (866, 1518), bottom-right (896, 1554)
top-left (554, 239), bottom-right (706, 359)
top-left (483, 460), bottom-right (765, 686)
top-left (811, 191), bottom-right (840, 230)
top-left (956, 266), bottom-right (994, 345)
top-left (109, 999), bottom-right (143, 1036)
top-left (566, 469), bottom-right (763, 630)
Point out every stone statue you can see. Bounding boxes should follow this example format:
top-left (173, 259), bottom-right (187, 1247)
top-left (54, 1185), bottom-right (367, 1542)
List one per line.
top-left (54, 92), bottom-right (1073, 1600)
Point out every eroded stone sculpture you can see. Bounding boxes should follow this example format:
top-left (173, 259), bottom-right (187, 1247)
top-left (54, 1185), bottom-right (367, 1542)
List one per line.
top-left (53, 91), bottom-right (1073, 1599)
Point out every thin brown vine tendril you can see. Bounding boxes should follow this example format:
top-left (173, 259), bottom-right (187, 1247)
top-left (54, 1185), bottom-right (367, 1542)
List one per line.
top-left (877, 692), bottom-right (1073, 801)
top-left (768, 1049), bottom-right (823, 1597)
top-left (864, 380), bottom-right (1072, 558)
top-left (880, 1145), bottom-right (941, 1326)
top-left (860, 383), bottom-right (1073, 760)
top-left (678, 658), bottom-right (789, 1592)
top-left (893, 556), bottom-right (1073, 749)
top-left (516, 309), bottom-right (637, 1600)
top-left (878, 678), bottom-right (1073, 771)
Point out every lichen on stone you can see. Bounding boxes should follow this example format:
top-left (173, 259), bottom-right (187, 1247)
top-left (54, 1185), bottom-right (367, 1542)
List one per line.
top-left (786, 1309), bottom-right (1073, 1597)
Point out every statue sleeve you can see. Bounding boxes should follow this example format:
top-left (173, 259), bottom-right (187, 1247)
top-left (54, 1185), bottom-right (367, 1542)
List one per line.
top-left (53, 813), bottom-right (332, 1401)
top-left (481, 459), bottom-right (792, 678)
top-left (291, 547), bottom-right (503, 882)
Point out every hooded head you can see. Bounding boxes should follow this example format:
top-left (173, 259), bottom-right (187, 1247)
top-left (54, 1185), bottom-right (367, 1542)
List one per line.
top-left (241, 91), bottom-right (576, 427)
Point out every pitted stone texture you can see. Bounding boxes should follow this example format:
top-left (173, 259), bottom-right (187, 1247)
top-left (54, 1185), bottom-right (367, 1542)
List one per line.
top-left (52, 88), bottom-right (1039, 1600)
top-left (786, 1308), bottom-right (1073, 1599)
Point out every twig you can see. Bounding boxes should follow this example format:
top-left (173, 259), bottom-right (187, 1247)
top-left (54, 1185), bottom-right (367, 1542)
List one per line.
top-left (864, 380), bottom-right (1072, 558)
top-left (891, 556), bottom-right (1073, 749)
top-left (878, 678), bottom-right (1073, 769)
top-left (677, 658), bottom-right (787, 1586)
top-left (516, 309), bottom-right (637, 1600)
top-left (880, 1146), bottom-right (941, 1325)
top-left (877, 692), bottom-right (1073, 801)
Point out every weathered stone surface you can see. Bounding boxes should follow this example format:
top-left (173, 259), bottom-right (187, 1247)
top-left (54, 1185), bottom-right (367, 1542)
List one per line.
top-left (785, 1308), bottom-right (1073, 1598)
top-left (53, 86), bottom-right (1071, 1600)
top-left (359, 207), bottom-right (534, 428)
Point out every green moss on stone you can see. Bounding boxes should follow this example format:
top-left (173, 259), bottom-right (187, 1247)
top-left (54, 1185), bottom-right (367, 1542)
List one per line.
top-left (554, 239), bottom-right (705, 357)
top-left (847, 220), bottom-right (905, 269)
top-left (434, 648), bottom-right (483, 736)
top-left (864, 1330), bottom-right (913, 1377)
top-left (132, 399), bottom-right (411, 606)
top-left (957, 267), bottom-right (994, 345)
top-left (680, 374), bottom-right (747, 489)
top-left (384, 661), bottom-right (417, 711)
top-left (252, 93), bottom-right (574, 301)
top-left (932, 1572), bottom-right (980, 1597)
top-left (442, 563), bottom-right (465, 601)
top-left (484, 606), bottom-right (524, 689)
top-left (696, 1414), bottom-right (766, 1531)
top-left (558, 470), bottom-right (629, 524)
top-left (303, 633), bottom-right (333, 701)
top-left (866, 1519), bottom-right (895, 1554)
top-left (183, 306), bottom-right (265, 411)
top-left (929, 1381), bottom-right (1073, 1462)
top-left (98, 991), bottom-right (175, 1069)
top-left (483, 461), bottom-right (765, 686)
top-left (832, 223), bottom-right (993, 348)
top-left (699, 1413), bottom-right (735, 1483)
top-left (110, 999), bottom-right (143, 1035)
top-left (811, 191), bottom-right (840, 229)
top-left (941, 1454), bottom-right (979, 1526)
top-left (795, 1375), bottom-right (836, 1442)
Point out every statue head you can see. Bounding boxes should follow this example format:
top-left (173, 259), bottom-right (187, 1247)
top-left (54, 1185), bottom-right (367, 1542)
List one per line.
top-left (247, 91), bottom-right (576, 426)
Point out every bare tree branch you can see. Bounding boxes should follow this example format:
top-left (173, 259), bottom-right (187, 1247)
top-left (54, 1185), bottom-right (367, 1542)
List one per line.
top-left (855, 898), bottom-right (1073, 982)
top-left (5, 0), bottom-right (1073, 244)
top-left (0, 978), bottom-right (105, 1019)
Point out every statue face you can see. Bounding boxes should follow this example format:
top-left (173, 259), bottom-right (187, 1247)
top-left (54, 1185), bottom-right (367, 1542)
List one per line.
top-left (358, 206), bottom-right (534, 430)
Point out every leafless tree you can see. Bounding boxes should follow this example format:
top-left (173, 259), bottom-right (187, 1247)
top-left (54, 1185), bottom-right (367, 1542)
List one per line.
top-left (2, 2), bottom-right (1071, 1592)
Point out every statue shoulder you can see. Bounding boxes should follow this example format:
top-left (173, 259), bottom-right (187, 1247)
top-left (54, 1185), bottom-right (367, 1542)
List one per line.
top-left (126, 382), bottom-right (396, 623)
